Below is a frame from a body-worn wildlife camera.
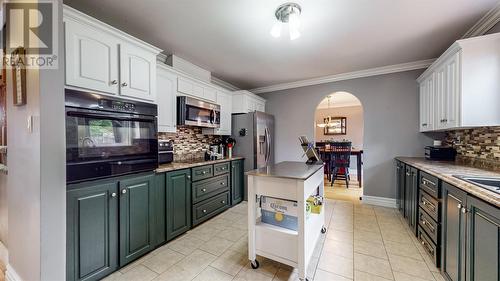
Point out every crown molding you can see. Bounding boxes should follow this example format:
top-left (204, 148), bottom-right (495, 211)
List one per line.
top-left (211, 76), bottom-right (241, 91)
top-left (462, 2), bottom-right (500, 38)
top-left (250, 59), bottom-right (435, 94)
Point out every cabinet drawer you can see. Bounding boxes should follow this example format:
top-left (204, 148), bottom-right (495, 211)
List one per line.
top-left (419, 172), bottom-right (440, 199)
top-left (417, 227), bottom-right (440, 268)
top-left (418, 207), bottom-right (440, 244)
top-left (419, 190), bottom-right (440, 222)
top-left (192, 192), bottom-right (230, 226)
top-left (192, 165), bottom-right (213, 181)
top-left (213, 162), bottom-right (230, 176)
top-left (192, 174), bottom-right (229, 203)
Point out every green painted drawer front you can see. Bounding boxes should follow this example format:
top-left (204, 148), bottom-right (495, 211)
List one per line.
top-left (67, 182), bottom-right (118, 281)
top-left (419, 190), bottom-right (440, 222)
top-left (166, 169), bottom-right (192, 240)
top-left (119, 174), bottom-right (156, 267)
top-left (192, 192), bottom-right (230, 226)
top-left (192, 174), bottom-right (229, 204)
top-left (419, 171), bottom-right (440, 199)
top-left (418, 226), bottom-right (440, 268)
top-left (192, 165), bottom-right (214, 181)
top-left (418, 207), bottom-right (440, 244)
top-left (213, 162), bottom-right (230, 176)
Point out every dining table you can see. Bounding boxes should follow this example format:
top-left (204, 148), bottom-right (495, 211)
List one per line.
top-left (317, 147), bottom-right (363, 188)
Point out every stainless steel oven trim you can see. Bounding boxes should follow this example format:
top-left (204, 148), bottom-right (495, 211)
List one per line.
top-left (184, 96), bottom-right (220, 111)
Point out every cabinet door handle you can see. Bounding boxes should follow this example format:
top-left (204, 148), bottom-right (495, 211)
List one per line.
top-left (422, 178), bottom-right (436, 186)
top-left (202, 188), bottom-right (207, 192)
top-left (111, 192), bottom-right (117, 198)
top-left (121, 189), bottom-right (127, 194)
top-left (220, 182), bottom-right (225, 186)
top-left (202, 209), bottom-right (207, 213)
top-left (111, 80), bottom-right (118, 85)
top-left (422, 123), bottom-right (427, 126)
top-left (121, 82), bottom-right (128, 87)
top-left (202, 171), bottom-right (207, 175)
top-left (187, 175), bottom-right (191, 179)
top-left (457, 203), bottom-right (462, 209)
top-left (461, 207), bottom-right (468, 214)
top-left (221, 167), bottom-right (225, 170)
top-left (221, 200), bottom-right (226, 204)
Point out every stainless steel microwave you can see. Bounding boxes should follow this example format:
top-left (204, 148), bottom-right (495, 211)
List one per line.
top-left (177, 96), bottom-right (221, 128)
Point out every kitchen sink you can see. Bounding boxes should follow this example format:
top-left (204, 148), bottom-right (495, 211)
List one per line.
top-left (454, 175), bottom-right (500, 195)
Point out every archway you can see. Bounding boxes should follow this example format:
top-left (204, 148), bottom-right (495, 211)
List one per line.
top-left (314, 91), bottom-right (364, 202)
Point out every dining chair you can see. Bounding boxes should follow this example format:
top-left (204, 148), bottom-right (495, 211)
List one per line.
top-left (329, 141), bottom-right (352, 188)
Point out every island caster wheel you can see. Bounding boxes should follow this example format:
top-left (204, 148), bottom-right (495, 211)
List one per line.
top-left (321, 226), bottom-right (327, 234)
top-left (251, 260), bottom-right (260, 269)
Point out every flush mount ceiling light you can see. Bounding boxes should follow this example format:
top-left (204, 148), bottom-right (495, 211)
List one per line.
top-left (270, 2), bottom-right (302, 40)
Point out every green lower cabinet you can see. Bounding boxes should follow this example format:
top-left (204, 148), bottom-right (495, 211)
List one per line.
top-left (466, 196), bottom-right (499, 281)
top-left (67, 181), bottom-right (119, 281)
top-left (442, 183), bottom-right (468, 281)
top-left (119, 174), bottom-right (156, 267)
top-left (166, 169), bottom-right (192, 240)
top-left (154, 174), bottom-right (166, 247)
top-left (231, 160), bottom-right (244, 206)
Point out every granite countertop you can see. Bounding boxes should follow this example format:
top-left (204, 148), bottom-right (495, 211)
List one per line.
top-left (156, 157), bottom-right (244, 173)
top-left (396, 157), bottom-right (500, 207)
top-left (245, 161), bottom-right (324, 180)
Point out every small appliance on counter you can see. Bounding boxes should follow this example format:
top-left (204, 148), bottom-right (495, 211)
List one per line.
top-left (205, 143), bottom-right (223, 161)
top-left (158, 140), bottom-right (174, 164)
top-left (425, 146), bottom-right (457, 161)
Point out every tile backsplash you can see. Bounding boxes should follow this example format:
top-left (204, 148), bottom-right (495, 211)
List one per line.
top-left (446, 127), bottom-right (500, 170)
top-left (158, 126), bottom-right (222, 161)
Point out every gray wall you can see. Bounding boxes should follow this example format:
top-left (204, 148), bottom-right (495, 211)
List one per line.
top-left (6, 0), bottom-right (66, 280)
top-left (260, 70), bottom-right (434, 199)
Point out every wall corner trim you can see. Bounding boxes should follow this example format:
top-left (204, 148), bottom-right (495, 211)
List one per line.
top-left (250, 59), bottom-right (435, 94)
top-left (6, 264), bottom-right (23, 281)
top-left (362, 196), bottom-right (397, 208)
top-left (462, 2), bottom-right (500, 38)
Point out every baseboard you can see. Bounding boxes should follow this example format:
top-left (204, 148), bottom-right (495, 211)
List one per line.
top-left (362, 195), bottom-right (397, 208)
top-left (6, 264), bottom-right (22, 281)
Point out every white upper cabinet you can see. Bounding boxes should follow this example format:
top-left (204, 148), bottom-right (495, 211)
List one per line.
top-left (232, 90), bottom-right (266, 114)
top-left (417, 33), bottom-right (500, 131)
top-left (176, 77), bottom-right (217, 102)
top-left (203, 91), bottom-right (232, 136)
top-left (64, 19), bottom-right (119, 95)
top-left (419, 73), bottom-right (434, 131)
top-left (119, 43), bottom-right (157, 101)
top-left (63, 5), bottom-right (161, 102)
top-left (156, 65), bottom-right (177, 133)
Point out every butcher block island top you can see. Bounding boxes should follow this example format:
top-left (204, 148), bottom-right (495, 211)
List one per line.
top-left (397, 157), bottom-right (500, 207)
top-left (245, 161), bottom-right (324, 180)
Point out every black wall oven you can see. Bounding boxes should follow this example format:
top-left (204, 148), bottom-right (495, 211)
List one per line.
top-left (65, 89), bottom-right (158, 183)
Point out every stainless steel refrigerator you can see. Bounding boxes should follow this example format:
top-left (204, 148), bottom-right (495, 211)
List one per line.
top-left (231, 112), bottom-right (274, 200)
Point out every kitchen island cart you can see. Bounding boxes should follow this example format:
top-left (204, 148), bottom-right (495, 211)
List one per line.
top-left (246, 161), bottom-right (326, 281)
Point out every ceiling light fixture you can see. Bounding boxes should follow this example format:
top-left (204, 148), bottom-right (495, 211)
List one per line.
top-left (270, 2), bottom-right (302, 40)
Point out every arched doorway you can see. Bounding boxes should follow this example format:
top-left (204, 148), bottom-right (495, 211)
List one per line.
top-left (314, 91), bottom-right (364, 202)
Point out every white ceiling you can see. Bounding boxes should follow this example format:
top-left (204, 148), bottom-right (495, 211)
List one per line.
top-left (64, 0), bottom-right (498, 89)
top-left (316, 92), bottom-right (362, 109)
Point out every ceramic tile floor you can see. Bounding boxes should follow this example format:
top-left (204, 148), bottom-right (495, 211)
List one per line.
top-left (103, 195), bottom-right (446, 281)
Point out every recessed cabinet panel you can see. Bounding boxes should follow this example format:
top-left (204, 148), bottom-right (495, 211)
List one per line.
top-left (157, 67), bottom-right (177, 133)
top-left (203, 87), bottom-right (217, 102)
top-left (67, 182), bottom-right (118, 281)
top-left (65, 19), bottom-right (119, 95)
top-left (119, 44), bottom-right (156, 101)
top-left (119, 174), bottom-right (155, 267)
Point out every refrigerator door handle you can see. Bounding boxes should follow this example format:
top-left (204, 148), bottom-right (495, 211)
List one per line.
top-left (265, 127), bottom-right (271, 164)
top-left (263, 128), bottom-right (268, 163)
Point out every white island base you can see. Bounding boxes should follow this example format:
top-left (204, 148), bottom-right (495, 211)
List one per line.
top-left (246, 161), bottom-right (326, 281)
